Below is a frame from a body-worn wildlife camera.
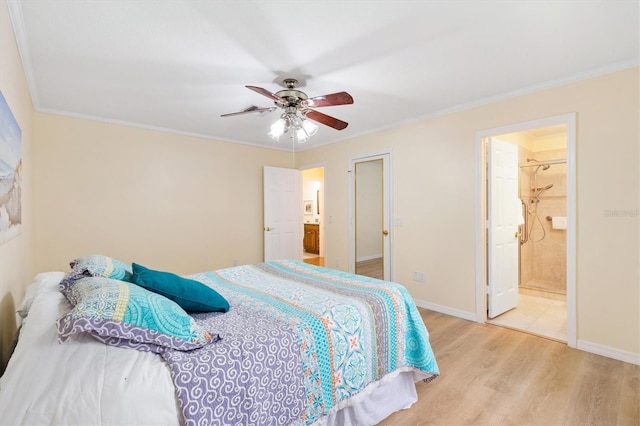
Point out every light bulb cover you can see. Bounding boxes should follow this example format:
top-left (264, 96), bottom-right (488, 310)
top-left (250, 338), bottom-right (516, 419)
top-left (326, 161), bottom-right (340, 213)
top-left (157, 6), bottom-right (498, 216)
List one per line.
top-left (301, 119), bottom-right (318, 137)
top-left (268, 113), bottom-right (318, 143)
top-left (294, 127), bottom-right (309, 143)
top-left (268, 118), bottom-right (287, 140)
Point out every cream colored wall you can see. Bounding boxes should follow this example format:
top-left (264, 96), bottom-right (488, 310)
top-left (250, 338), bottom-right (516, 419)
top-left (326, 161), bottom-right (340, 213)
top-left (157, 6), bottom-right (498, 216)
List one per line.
top-left (296, 67), bottom-right (640, 356)
top-left (0, 1), bottom-right (36, 367)
top-left (531, 133), bottom-right (567, 152)
top-left (33, 114), bottom-right (294, 274)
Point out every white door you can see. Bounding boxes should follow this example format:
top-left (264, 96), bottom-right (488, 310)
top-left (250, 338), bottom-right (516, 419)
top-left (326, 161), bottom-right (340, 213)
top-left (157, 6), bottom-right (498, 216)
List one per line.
top-left (487, 138), bottom-right (519, 318)
top-left (264, 166), bottom-right (302, 261)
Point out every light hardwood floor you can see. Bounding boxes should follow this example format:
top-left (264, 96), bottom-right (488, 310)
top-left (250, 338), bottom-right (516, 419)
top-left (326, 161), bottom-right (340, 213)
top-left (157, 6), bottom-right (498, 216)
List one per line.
top-left (356, 257), bottom-right (384, 279)
top-left (303, 256), bottom-right (324, 267)
top-left (380, 309), bottom-right (640, 426)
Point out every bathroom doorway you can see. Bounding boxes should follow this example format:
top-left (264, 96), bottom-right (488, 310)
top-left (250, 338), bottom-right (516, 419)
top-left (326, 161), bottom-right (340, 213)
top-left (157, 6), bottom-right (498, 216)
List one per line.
top-left (302, 167), bottom-right (324, 266)
top-left (476, 114), bottom-right (576, 347)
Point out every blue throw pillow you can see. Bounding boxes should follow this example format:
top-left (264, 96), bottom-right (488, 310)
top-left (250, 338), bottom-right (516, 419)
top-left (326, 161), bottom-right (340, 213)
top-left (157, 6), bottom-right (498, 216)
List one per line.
top-left (57, 276), bottom-right (213, 353)
top-left (132, 263), bottom-right (229, 313)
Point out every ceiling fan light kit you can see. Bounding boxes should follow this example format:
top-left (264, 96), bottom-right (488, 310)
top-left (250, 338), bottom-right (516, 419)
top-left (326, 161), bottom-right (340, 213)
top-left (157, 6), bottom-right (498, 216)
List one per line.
top-left (222, 78), bottom-right (353, 143)
top-left (268, 107), bottom-right (318, 144)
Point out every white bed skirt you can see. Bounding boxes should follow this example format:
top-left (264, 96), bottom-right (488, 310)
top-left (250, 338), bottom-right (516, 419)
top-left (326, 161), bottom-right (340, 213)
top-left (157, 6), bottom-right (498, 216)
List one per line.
top-left (317, 368), bottom-right (427, 426)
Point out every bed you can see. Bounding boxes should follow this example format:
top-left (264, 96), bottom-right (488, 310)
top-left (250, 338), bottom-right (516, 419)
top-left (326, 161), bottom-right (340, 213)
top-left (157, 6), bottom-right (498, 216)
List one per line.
top-left (0, 258), bottom-right (438, 425)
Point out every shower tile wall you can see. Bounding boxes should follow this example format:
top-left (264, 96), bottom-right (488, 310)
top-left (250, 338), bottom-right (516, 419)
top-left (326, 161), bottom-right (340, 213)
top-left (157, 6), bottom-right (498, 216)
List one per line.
top-left (520, 148), bottom-right (567, 294)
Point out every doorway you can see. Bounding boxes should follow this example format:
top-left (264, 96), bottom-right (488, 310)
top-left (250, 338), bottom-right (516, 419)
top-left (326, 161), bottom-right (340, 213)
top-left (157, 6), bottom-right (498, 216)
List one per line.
top-left (476, 114), bottom-right (576, 347)
top-left (350, 152), bottom-right (392, 281)
top-left (302, 167), bottom-right (324, 266)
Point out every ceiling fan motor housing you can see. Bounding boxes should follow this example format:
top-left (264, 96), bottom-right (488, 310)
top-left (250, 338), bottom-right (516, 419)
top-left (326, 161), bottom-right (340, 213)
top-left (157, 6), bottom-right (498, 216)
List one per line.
top-left (273, 78), bottom-right (308, 108)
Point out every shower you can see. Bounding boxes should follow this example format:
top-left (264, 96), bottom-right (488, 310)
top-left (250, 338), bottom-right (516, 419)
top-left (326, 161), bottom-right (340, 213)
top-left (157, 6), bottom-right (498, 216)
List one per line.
top-left (532, 162), bottom-right (553, 200)
top-left (527, 160), bottom-right (553, 242)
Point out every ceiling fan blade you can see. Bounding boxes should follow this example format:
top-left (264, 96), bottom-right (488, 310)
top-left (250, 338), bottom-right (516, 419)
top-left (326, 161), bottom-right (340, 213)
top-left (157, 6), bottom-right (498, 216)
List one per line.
top-left (306, 110), bottom-right (349, 131)
top-left (303, 91), bottom-right (354, 108)
top-left (246, 85), bottom-right (285, 103)
top-left (220, 106), bottom-right (276, 117)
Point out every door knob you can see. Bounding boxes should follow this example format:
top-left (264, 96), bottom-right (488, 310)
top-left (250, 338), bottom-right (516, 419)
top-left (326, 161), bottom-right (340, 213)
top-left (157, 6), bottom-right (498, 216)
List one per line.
top-left (264, 227), bottom-right (274, 232)
top-left (515, 231), bottom-right (521, 238)
top-left (383, 229), bottom-right (389, 236)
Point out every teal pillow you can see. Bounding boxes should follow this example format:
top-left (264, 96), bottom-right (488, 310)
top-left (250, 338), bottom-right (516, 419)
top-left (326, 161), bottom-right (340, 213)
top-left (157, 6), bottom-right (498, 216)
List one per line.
top-left (57, 276), bottom-right (213, 353)
top-left (132, 263), bottom-right (229, 313)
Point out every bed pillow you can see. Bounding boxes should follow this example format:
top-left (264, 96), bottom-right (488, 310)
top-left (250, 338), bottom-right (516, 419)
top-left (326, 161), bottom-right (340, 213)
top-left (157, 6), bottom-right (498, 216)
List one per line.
top-left (132, 263), bottom-right (229, 313)
top-left (16, 281), bottom-right (40, 320)
top-left (57, 276), bottom-right (214, 353)
top-left (70, 254), bottom-right (133, 282)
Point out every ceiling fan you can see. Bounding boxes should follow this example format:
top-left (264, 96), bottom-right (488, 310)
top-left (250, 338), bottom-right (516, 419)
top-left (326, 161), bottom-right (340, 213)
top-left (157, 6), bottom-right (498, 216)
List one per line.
top-left (221, 78), bottom-right (354, 142)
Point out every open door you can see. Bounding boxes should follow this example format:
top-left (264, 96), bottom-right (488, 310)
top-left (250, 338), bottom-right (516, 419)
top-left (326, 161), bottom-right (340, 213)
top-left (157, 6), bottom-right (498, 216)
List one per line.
top-left (350, 153), bottom-right (392, 281)
top-left (487, 138), bottom-right (519, 318)
top-left (263, 166), bottom-right (302, 261)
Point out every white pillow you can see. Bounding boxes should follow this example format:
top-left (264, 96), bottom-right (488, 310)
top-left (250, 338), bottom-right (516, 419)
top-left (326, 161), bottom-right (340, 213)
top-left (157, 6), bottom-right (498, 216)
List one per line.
top-left (16, 272), bottom-right (65, 322)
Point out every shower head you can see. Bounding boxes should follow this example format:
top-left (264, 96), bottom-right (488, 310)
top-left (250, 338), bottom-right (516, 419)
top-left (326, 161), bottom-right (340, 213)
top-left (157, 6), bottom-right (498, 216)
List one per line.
top-left (534, 164), bottom-right (551, 173)
top-left (533, 183), bottom-right (554, 198)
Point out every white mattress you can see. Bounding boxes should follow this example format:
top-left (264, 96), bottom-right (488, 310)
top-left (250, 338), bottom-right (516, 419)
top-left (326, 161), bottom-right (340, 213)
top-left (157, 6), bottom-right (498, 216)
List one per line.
top-left (0, 272), bottom-right (421, 425)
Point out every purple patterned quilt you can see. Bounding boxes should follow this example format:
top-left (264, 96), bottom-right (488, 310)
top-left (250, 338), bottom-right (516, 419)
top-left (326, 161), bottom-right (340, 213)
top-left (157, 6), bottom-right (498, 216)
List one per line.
top-left (162, 304), bottom-right (306, 425)
top-left (161, 260), bottom-right (439, 425)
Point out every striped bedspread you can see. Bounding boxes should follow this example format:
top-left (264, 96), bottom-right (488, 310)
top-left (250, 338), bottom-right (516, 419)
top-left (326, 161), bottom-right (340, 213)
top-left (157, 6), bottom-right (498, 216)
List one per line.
top-left (162, 260), bottom-right (439, 425)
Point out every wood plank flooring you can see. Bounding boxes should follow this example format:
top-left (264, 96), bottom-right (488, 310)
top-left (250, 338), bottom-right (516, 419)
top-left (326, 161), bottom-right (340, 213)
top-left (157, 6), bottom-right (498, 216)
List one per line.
top-left (356, 257), bottom-right (383, 279)
top-left (380, 309), bottom-right (640, 426)
top-left (303, 257), bottom-right (382, 279)
top-left (302, 256), bottom-right (324, 267)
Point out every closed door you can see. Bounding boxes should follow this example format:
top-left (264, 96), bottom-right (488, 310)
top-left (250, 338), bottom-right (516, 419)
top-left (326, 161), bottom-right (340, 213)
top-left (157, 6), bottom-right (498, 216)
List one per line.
top-left (263, 166), bottom-right (302, 261)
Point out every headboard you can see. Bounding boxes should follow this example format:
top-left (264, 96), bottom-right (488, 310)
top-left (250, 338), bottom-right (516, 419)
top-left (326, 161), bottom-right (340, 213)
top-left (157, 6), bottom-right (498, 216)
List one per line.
top-left (0, 292), bottom-right (17, 376)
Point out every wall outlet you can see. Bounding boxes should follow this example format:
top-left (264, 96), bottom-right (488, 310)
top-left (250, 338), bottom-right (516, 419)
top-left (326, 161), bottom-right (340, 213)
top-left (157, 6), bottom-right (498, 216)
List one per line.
top-left (233, 259), bottom-right (238, 266)
top-left (412, 271), bottom-right (425, 282)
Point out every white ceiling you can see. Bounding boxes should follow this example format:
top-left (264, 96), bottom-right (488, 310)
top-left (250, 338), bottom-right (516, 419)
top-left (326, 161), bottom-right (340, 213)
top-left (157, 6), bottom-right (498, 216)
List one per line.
top-left (8, 1), bottom-right (639, 152)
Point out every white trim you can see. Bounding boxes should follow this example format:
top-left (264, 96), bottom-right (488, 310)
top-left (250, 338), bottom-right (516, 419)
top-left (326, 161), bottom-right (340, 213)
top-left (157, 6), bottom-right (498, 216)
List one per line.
top-left (7, 1), bottom-right (40, 108)
top-left (36, 108), bottom-right (298, 152)
top-left (577, 340), bottom-right (640, 366)
top-left (475, 113), bottom-right (577, 349)
top-left (414, 299), bottom-right (476, 323)
top-left (348, 150), bottom-right (393, 280)
top-left (296, 60), bottom-right (639, 153)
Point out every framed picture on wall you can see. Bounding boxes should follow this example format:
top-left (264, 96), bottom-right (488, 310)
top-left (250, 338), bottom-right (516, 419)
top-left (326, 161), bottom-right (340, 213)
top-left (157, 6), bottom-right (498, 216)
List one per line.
top-left (304, 200), bottom-right (313, 214)
top-left (0, 90), bottom-right (22, 245)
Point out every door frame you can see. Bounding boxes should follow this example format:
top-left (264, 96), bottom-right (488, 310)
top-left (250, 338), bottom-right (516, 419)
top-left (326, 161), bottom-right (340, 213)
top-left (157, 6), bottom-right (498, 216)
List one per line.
top-left (348, 150), bottom-right (393, 280)
top-left (475, 113), bottom-right (577, 348)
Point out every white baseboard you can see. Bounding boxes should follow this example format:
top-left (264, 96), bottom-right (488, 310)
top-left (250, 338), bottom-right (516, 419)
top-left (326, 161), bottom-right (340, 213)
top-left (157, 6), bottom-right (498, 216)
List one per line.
top-left (414, 299), bottom-right (476, 322)
top-left (356, 254), bottom-right (383, 262)
top-left (577, 340), bottom-right (640, 365)
top-left (414, 299), bottom-right (640, 366)
top-left (414, 299), bottom-right (640, 365)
